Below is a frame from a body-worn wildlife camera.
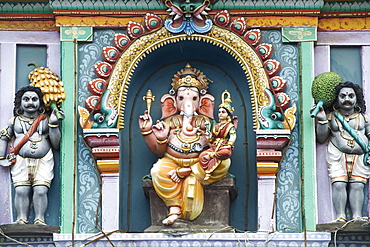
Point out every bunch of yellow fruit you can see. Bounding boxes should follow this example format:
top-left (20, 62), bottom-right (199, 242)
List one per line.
top-left (28, 66), bottom-right (66, 108)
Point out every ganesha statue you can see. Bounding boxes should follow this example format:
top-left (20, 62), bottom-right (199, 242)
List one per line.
top-left (139, 64), bottom-right (236, 225)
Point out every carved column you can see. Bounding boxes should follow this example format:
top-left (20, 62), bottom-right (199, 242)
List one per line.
top-left (256, 129), bottom-right (290, 231)
top-left (83, 128), bottom-right (120, 231)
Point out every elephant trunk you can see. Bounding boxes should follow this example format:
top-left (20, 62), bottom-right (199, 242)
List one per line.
top-left (181, 113), bottom-right (198, 136)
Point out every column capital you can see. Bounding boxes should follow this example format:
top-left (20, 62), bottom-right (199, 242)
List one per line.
top-left (60, 26), bottom-right (93, 42)
top-left (282, 27), bottom-right (317, 43)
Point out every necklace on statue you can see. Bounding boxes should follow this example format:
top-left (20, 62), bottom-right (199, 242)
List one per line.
top-left (19, 115), bottom-right (36, 125)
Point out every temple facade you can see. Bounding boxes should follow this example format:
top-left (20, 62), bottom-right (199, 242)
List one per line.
top-left (0, 0), bottom-right (369, 246)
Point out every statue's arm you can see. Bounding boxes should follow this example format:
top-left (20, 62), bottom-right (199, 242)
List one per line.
top-left (0, 119), bottom-right (14, 166)
top-left (139, 111), bottom-right (168, 156)
top-left (365, 114), bottom-right (370, 141)
top-left (311, 105), bottom-right (330, 143)
top-left (48, 108), bottom-right (64, 150)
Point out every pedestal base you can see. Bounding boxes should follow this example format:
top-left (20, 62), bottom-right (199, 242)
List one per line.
top-left (142, 176), bottom-right (237, 233)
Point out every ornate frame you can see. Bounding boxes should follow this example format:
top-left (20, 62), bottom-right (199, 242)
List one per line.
top-left (108, 26), bottom-right (270, 130)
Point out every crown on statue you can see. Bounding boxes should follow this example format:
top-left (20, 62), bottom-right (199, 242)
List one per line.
top-left (171, 64), bottom-right (209, 93)
top-left (219, 90), bottom-right (234, 114)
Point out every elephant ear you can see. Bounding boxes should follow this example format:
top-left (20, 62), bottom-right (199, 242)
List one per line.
top-left (160, 94), bottom-right (177, 120)
top-left (198, 94), bottom-right (215, 119)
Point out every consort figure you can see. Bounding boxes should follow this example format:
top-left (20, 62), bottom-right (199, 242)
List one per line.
top-left (199, 90), bottom-right (237, 181)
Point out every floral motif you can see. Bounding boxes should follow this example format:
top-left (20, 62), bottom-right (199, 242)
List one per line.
top-left (262, 30), bottom-right (301, 231)
top-left (64, 26), bottom-right (86, 39)
top-left (77, 30), bottom-right (116, 233)
top-left (288, 28), bottom-right (312, 40)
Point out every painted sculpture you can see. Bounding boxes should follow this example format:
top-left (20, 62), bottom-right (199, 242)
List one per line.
top-left (0, 86), bottom-right (64, 225)
top-left (199, 90), bottom-right (237, 181)
top-left (312, 80), bottom-right (370, 222)
top-left (139, 64), bottom-right (236, 225)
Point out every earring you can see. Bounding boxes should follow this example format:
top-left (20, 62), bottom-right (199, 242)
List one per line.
top-left (355, 105), bottom-right (361, 113)
top-left (333, 104), bottom-right (339, 111)
top-left (16, 108), bottom-right (23, 116)
top-left (39, 107), bottom-right (46, 114)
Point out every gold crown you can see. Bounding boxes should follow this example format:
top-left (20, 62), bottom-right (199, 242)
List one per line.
top-left (219, 90), bottom-right (234, 113)
top-left (171, 64), bottom-right (209, 92)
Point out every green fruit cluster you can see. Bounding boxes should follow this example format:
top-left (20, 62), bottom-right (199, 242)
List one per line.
top-left (311, 72), bottom-right (343, 108)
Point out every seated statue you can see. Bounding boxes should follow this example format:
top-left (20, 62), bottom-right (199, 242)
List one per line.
top-left (139, 64), bottom-right (237, 225)
top-left (312, 81), bottom-right (370, 222)
top-left (0, 86), bottom-right (64, 225)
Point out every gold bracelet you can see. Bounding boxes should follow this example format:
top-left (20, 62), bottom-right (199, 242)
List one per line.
top-left (317, 120), bottom-right (329, 125)
top-left (48, 123), bottom-right (59, 128)
top-left (227, 141), bottom-right (234, 147)
top-left (176, 167), bottom-right (185, 179)
top-left (156, 138), bottom-right (168, 144)
top-left (141, 130), bottom-right (153, 136)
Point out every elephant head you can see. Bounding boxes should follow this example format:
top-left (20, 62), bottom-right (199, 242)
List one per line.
top-left (160, 64), bottom-right (215, 136)
top-left (160, 86), bottom-right (214, 136)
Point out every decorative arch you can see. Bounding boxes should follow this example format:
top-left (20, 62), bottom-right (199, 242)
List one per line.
top-left (107, 25), bottom-right (270, 130)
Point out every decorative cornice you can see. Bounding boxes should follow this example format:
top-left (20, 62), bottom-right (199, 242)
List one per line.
top-left (0, 2), bottom-right (52, 13)
top-left (56, 16), bottom-right (161, 27)
top-left (318, 17), bottom-right (370, 30)
top-left (49, 0), bottom-right (324, 11)
top-left (0, 20), bottom-right (56, 30)
top-left (245, 16), bottom-right (318, 28)
top-left (322, 1), bottom-right (370, 13)
top-left (55, 15), bottom-right (317, 28)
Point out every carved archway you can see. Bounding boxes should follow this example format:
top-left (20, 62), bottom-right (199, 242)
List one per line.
top-left (106, 25), bottom-right (270, 130)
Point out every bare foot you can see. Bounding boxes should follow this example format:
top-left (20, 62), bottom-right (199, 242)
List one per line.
top-left (163, 206), bottom-right (181, 225)
top-left (34, 218), bottom-right (47, 225)
top-left (162, 213), bottom-right (181, 225)
top-left (13, 219), bottom-right (28, 224)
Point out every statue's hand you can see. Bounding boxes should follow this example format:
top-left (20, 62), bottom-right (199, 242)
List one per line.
top-left (0, 159), bottom-right (12, 167)
top-left (139, 110), bottom-right (153, 131)
top-left (168, 169), bottom-right (181, 183)
top-left (153, 120), bottom-right (169, 140)
top-left (310, 104), bottom-right (327, 121)
top-left (50, 108), bottom-right (65, 124)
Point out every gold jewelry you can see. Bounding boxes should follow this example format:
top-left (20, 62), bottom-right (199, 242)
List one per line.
top-left (227, 141), bottom-right (234, 147)
top-left (19, 115), bottom-right (36, 125)
top-left (174, 129), bottom-right (201, 152)
top-left (170, 64), bottom-right (209, 92)
top-left (34, 218), bottom-right (46, 225)
top-left (48, 123), bottom-right (59, 128)
top-left (335, 115), bottom-right (359, 148)
top-left (317, 120), bottom-right (329, 124)
top-left (167, 211), bottom-right (181, 217)
top-left (176, 167), bottom-right (185, 179)
top-left (156, 138), bottom-right (168, 144)
top-left (141, 129), bottom-right (153, 136)
top-left (15, 218), bottom-right (29, 224)
top-left (0, 127), bottom-right (11, 139)
top-left (174, 129), bottom-right (201, 144)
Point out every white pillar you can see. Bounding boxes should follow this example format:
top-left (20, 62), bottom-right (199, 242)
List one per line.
top-left (101, 173), bottom-right (119, 231)
top-left (257, 175), bottom-right (276, 232)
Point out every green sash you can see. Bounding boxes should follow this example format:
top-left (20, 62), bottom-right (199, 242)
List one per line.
top-left (334, 112), bottom-right (370, 166)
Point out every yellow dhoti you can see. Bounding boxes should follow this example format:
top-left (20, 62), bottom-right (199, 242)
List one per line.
top-left (150, 153), bottom-right (230, 220)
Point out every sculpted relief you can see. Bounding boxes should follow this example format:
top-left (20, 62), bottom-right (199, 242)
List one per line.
top-left (139, 64), bottom-right (237, 225)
